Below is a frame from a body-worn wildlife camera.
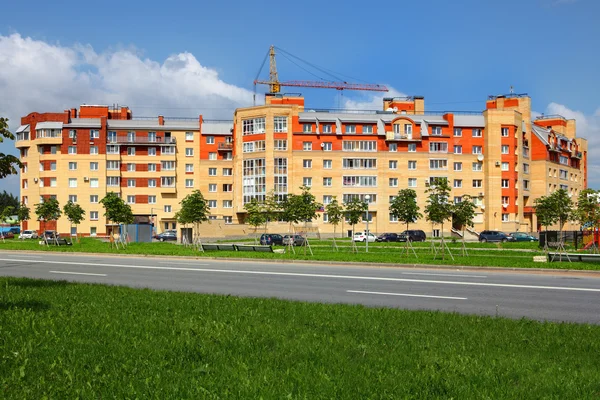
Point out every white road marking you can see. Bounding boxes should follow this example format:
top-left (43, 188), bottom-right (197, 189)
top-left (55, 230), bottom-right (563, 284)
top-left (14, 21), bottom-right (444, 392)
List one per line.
top-left (348, 290), bottom-right (467, 300)
top-left (1, 258), bottom-right (600, 293)
top-left (50, 271), bottom-right (107, 277)
top-left (401, 272), bottom-right (486, 278)
top-left (158, 261), bottom-right (210, 266)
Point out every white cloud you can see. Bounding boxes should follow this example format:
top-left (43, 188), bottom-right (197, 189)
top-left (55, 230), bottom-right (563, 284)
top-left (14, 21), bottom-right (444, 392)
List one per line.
top-left (0, 33), bottom-right (255, 194)
top-left (342, 87), bottom-right (407, 111)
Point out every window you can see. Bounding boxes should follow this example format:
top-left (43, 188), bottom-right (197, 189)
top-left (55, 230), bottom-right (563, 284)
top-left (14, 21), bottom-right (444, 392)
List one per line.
top-left (323, 160), bottom-right (332, 169)
top-left (454, 179), bottom-right (462, 188)
top-left (454, 145), bottom-right (462, 154)
top-left (303, 177), bottom-right (312, 187)
top-left (322, 142), bottom-right (332, 151)
top-left (342, 176), bottom-right (377, 187)
top-left (183, 132), bottom-right (193, 141)
top-left (501, 162), bottom-right (509, 171)
top-left (68, 146), bottom-right (77, 154)
top-left (453, 162), bottom-right (462, 171)
top-left (559, 169), bottom-right (568, 180)
top-left (303, 123), bottom-right (312, 133)
top-left (559, 155), bottom-right (569, 165)
top-left (343, 140), bottom-right (377, 152)
top-left (429, 142), bottom-right (448, 153)
top-left (454, 128), bottom-right (462, 137)
top-left (501, 127), bottom-right (509, 137)
top-left (69, 162), bottom-right (77, 170)
top-left (472, 129), bottom-right (482, 137)
top-left (389, 213), bottom-right (398, 223)
top-left (127, 179), bottom-right (136, 187)
top-left (431, 126), bottom-right (442, 136)
top-left (389, 178), bottom-right (398, 187)
top-left (162, 161), bottom-right (175, 171)
top-left (472, 162), bottom-right (483, 171)
top-left (345, 124), bottom-right (356, 134)
top-left (185, 148), bottom-right (193, 157)
top-left (107, 145), bottom-right (119, 154)
top-left (501, 179), bottom-right (509, 188)
top-left (523, 163), bottom-right (530, 174)
top-left (208, 200), bottom-right (217, 208)
top-left (185, 163), bottom-right (194, 173)
top-left (67, 195), bottom-right (78, 204)
top-left (502, 196), bottom-right (510, 205)
top-left (162, 146), bottom-right (175, 155)
top-left (164, 205), bottom-right (172, 213)
top-left (408, 178), bottom-right (417, 187)
top-left (274, 116), bottom-right (288, 133)
top-left (161, 177), bottom-right (176, 187)
top-left (148, 163), bottom-right (156, 172)
top-left (322, 195), bottom-right (333, 205)
top-left (90, 130), bottom-right (100, 139)
top-left (209, 184), bottom-right (217, 192)
top-left (501, 145), bottom-right (509, 154)
top-left (454, 196), bottom-right (463, 204)
top-left (69, 129), bottom-right (77, 138)
top-left (243, 141), bottom-right (266, 153)
top-left (243, 118), bottom-right (266, 135)
top-left (523, 180), bottom-right (530, 190)
top-left (303, 159), bottom-right (312, 168)
top-left (323, 177), bottom-right (332, 187)
top-left (68, 178), bottom-right (77, 188)
top-left (206, 136), bottom-right (214, 144)
top-left (322, 125), bottom-right (332, 134)
top-left (148, 147), bottom-right (156, 156)
top-left (50, 178), bottom-right (57, 187)
top-left (408, 160), bottom-right (416, 170)
top-left (148, 179), bottom-right (156, 188)
top-left (223, 168), bottom-right (232, 176)
top-left (127, 163), bottom-right (136, 172)
top-left (148, 196), bottom-right (156, 204)
top-left (363, 125), bottom-right (373, 134)
top-left (303, 142), bottom-right (312, 151)
top-left (90, 211), bottom-right (99, 221)
top-left (389, 160), bottom-right (398, 170)
top-left (502, 213), bottom-right (509, 222)
top-left (185, 179), bottom-right (194, 188)
top-left (223, 200), bottom-right (233, 208)
top-left (126, 147), bottom-right (134, 156)
top-left (223, 216), bottom-right (233, 224)
top-left (127, 195), bottom-right (136, 204)
top-left (473, 179), bottom-right (483, 188)
top-left (209, 152), bottom-right (217, 160)
top-left (274, 140), bottom-right (287, 151)
top-left (107, 177), bottom-right (120, 187)
top-left (209, 168), bottom-right (217, 176)
top-left (50, 162), bottom-right (56, 171)
top-left (223, 184), bottom-right (233, 192)
top-left (429, 159), bottom-right (448, 170)
top-left (90, 178), bottom-right (99, 188)
top-left (90, 195), bottom-right (98, 203)
top-left (389, 143), bottom-right (398, 152)
top-left (472, 146), bottom-right (482, 155)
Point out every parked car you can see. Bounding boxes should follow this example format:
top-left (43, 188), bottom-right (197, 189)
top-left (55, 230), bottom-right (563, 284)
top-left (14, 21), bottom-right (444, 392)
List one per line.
top-left (353, 231), bottom-right (376, 242)
top-left (0, 231), bottom-right (15, 239)
top-left (479, 230), bottom-right (516, 243)
top-left (154, 230), bottom-right (177, 242)
top-left (376, 233), bottom-right (399, 242)
top-left (43, 230), bottom-right (59, 240)
top-left (9, 227), bottom-right (21, 234)
top-left (260, 233), bottom-right (284, 246)
top-left (398, 230), bottom-right (427, 242)
top-left (19, 230), bottom-right (38, 240)
top-left (509, 232), bottom-right (539, 242)
top-left (282, 234), bottom-right (306, 246)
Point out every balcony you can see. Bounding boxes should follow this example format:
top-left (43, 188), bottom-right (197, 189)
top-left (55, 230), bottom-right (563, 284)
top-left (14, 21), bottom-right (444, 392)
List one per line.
top-left (572, 151), bottom-right (583, 159)
top-left (385, 132), bottom-right (418, 141)
top-left (160, 177), bottom-right (176, 194)
top-left (108, 136), bottom-right (176, 145)
top-left (15, 133), bottom-right (31, 148)
top-left (218, 142), bottom-right (234, 151)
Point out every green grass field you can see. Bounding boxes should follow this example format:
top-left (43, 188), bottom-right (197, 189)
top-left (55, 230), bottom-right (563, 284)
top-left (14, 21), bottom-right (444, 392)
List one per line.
top-left (1, 277), bottom-right (599, 398)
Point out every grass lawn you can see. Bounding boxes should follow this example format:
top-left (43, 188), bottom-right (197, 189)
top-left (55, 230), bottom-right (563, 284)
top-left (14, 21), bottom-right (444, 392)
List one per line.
top-left (1, 237), bottom-right (599, 270)
top-left (1, 277), bottom-right (599, 398)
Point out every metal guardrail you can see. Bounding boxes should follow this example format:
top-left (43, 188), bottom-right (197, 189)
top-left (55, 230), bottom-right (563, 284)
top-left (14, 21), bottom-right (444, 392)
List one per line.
top-left (108, 137), bottom-right (176, 144)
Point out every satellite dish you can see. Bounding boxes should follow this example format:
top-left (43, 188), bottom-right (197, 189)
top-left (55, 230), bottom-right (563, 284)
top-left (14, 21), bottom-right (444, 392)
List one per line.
top-left (477, 154), bottom-right (484, 162)
top-left (393, 107), bottom-right (398, 112)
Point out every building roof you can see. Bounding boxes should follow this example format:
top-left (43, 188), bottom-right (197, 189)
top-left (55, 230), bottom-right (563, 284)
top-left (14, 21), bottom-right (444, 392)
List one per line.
top-left (298, 111), bottom-right (449, 125)
top-left (454, 115), bottom-right (485, 128)
top-left (65, 118), bottom-right (102, 128)
top-left (531, 125), bottom-right (550, 145)
top-left (15, 124), bottom-right (30, 133)
top-left (106, 119), bottom-right (199, 131)
top-left (35, 121), bottom-right (63, 130)
top-left (202, 121), bottom-right (233, 135)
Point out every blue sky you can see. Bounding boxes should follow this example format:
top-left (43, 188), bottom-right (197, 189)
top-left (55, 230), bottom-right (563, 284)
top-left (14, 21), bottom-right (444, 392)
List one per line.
top-left (1, 0), bottom-right (599, 194)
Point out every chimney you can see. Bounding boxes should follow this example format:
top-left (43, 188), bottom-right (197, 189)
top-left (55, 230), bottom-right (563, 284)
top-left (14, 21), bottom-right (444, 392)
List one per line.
top-left (158, 115), bottom-right (164, 126)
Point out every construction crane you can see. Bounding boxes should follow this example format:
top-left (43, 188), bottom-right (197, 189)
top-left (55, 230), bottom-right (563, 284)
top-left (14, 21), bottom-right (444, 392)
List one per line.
top-left (253, 46), bottom-right (389, 99)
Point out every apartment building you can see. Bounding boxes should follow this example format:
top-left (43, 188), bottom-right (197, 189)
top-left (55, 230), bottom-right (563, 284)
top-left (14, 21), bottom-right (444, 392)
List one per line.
top-left (15, 93), bottom-right (587, 237)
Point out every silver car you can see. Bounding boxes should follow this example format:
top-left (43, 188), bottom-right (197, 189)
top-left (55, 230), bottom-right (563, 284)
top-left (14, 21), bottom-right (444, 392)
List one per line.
top-left (20, 230), bottom-right (38, 240)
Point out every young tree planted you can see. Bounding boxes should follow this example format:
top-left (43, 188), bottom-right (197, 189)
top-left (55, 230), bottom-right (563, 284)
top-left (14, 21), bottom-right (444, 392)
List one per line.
top-left (281, 186), bottom-right (322, 255)
top-left (389, 189), bottom-right (422, 256)
top-left (575, 189), bottom-right (600, 251)
top-left (424, 179), bottom-right (453, 260)
top-left (175, 190), bottom-right (210, 249)
top-left (452, 195), bottom-right (477, 256)
top-left (325, 196), bottom-right (344, 251)
top-left (100, 192), bottom-right (134, 247)
top-left (35, 197), bottom-right (62, 245)
top-left (17, 203), bottom-right (30, 227)
top-left (534, 195), bottom-right (557, 251)
top-left (244, 198), bottom-right (266, 244)
top-left (63, 201), bottom-right (86, 242)
top-left (344, 196), bottom-right (368, 253)
top-left (262, 191), bottom-right (281, 234)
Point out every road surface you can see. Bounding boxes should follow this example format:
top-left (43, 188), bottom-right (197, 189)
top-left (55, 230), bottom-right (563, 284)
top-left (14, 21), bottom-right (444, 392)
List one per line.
top-left (0, 252), bottom-right (599, 324)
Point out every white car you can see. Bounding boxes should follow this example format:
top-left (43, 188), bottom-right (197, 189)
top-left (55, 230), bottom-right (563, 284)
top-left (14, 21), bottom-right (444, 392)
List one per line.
top-left (20, 230), bottom-right (38, 240)
top-left (353, 232), bottom-right (376, 242)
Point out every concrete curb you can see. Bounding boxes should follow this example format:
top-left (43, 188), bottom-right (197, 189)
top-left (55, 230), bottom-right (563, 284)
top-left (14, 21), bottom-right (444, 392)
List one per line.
top-left (1, 249), bottom-right (599, 277)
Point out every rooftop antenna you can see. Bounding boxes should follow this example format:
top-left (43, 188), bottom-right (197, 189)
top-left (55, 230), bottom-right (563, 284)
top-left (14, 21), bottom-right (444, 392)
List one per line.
top-left (510, 85), bottom-right (514, 94)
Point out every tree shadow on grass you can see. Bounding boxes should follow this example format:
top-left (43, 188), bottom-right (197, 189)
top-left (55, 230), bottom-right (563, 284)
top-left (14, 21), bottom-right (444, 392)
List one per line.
top-left (0, 300), bottom-right (51, 312)
top-left (5, 278), bottom-right (73, 288)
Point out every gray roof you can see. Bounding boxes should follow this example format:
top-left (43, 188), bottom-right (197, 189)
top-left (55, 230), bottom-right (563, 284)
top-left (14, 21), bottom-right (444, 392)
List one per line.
top-left (65, 118), bottom-right (101, 128)
top-left (298, 112), bottom-right (449, 125)
top-left (202, 121), bottom-right (233, 135)
top-left (35, 121), bottom-right (63, 130)
top-left (531, 125), bottom-right (550, 145)
top-left (106, 119), bottom-right (199, 131)
top-left (16, 124), bottom-right (29, 133)
top-left (454, 115), bottom-right (485, 128)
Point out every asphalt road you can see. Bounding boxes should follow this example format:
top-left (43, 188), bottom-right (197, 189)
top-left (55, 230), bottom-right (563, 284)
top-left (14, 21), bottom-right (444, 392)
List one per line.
top-left (0, 251), bottom-right (599, 324)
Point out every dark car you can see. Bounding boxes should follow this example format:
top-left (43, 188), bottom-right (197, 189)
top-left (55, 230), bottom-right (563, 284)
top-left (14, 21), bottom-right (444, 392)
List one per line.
top-left (509, 232), bottom-right (539, 242)
top-left (44, 230), bottom-right (59, 239)
top-left (154, 230), bottom-right (177, 242)
top-left (260, 233), bottom-right (284, 246)
top-left (398, 230), bottom-right (427, 242)
top-left (0, 231), bottom-right (15, 239)
top-left (376, 233), bottom-right (399, 242)
top-left (9, 227), bottom-right (21, 234)
top-left (479, 230), bottom-right (516, 243)
top-left (282, 234), bottom-right (306, 246)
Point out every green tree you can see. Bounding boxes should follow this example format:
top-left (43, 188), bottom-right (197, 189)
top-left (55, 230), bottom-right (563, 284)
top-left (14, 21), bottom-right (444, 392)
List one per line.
top-left (452, 195), bottom-right (477, 256)
top-left (576, 189), bottom-right (600, 252)
top-left (549, 188), bottom-right (574, 249)
top-left (424, 179), bottom-right (453, 259)
top-left (17, 203), bottom-right (30, 226)
top-left (0, 205), bottom-right (15, 224)
top-left (175, 190), bottom-right (210, 248)
top-left (390, 189), bottom-right (422, 256)
top-left (0, 190), bottom-right (19, 214)
top-left (63, 201), bottom-right (86, 242)
top-left (325, 196), bottom-right (344, 250)
top-left (100, 192), bottom-right (134, 246)
top-left (262, 191), bottom-right (281, 234)
top-left (344, 196), bottom-right (368, 253)
top-left (35, 197), bottom-right (62, 244)
top-left (281, 186), bottom-right (322, 254)
top-left (0, 118), bottom-right (22, 179)
top-left (244, 198), bottom-right (267, 244)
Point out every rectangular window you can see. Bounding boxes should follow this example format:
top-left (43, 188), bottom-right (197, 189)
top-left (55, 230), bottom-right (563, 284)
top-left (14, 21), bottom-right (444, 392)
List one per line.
top-left (219, 200), bottom-right (232, 209)
top-left (185, 148), bottom-right (194, 157)
top-left (127, 195), bottom-right (135, 204)
top-left (343, 159), bottom-right (377, 169)
top-left (408, 178), bottom-right (417, 187)
top-left (501, 127), bottom-right (509, 137)
top-left (274, 116), bottom-right (288, 133)
top-left (454, 196), bottom-right (463, 204)
top-left (127, 147), bottom-right (135, 156)
top-left (68, 146), bottom-right (77, 154)
top-left (208, 200), bottom-right (217, 208)
top-left (303, 159), bottom-right (312, 168)
top-left (454, 179), bottom-right (462, 188)
top-left (148, 147), bottom-right (156, 156)
top-left (501, 145), bottom-right (509, 154)
top-left (389, 143), bottom-right (398, 152)
top-left (431, 126), bottom-right (442, 136)
top-left (502, 179), bottom-right (509, 188)
top-left (454, 128), bottom-right (462, 137)
top-left (209, 184), bottom-right (217, 192)
top-left (148, 179), bottom-right (156, 188)
top-left (69, 129), bottom-right (77, 138)
top-left (126, 163), bottom-right (135, 172)
top-left (321, 124), bottom-right (332, 134)
top-left (523, 163), bottom-right (530, 174)
top-left (148, 196), bottom-right (156, 204)
top-left (303, 142), bottom-right (313, 151)
top-left (559, 155), bottom-right (569, 165)
top-left (50, 162), bottom-right (56, 171)
top-left (323, 177), bottom-right (332, 187)
top-left (68, 178), bottom-right (77, 188)
top-left (164, 205), bottom-right (172, 213)
top-left (161, 161), bottom-right (175, 171)
top-left (161, 177), bottom-right (176, 187)
top-left (473, 179), bottom-right (483, 188)
top-left (209, 168), bottom-right (217, 176)
top-left (206, 136), bottom-right (214, 144)
top-left (453, 162), bottom-right (462, 171)
top-left (389, 178), bottom-right (398, 187)
top-left (429, 159), bottom-right (448, 170)
top-left (323, 195), bottom-right (333, 205)
top-left (473, 162), bottom-right (483, 171)
top-left (90, 195), bottom-right (98, 203)
top-left (303, 177), bottom-right (312, 187)
top-left (90, 130), bottom-right (100, 139)
top-left (209, 152), bottom-right (217, 160)
top-left (90, 211), bottom-right (99, 221)
top-left (502, 196), bottom-right (510, 205)
top-left (274, 140), bottom-right (287, 151)
top-left (223, 168), bottom-right (232, 176)
top-left (363, 125), bottom-right (373, 134)
top-left (223, 184), bottom-right (233, 192)
top-left (185, 179), bottom-right (194, 188)
top-left (90, 178), bottom-right (99, 188)
top-left (389, 213), bottom-right (398, 223)
top-left (502, 213), bottom-right (509, 222)
top-left (69, 162), bottom-right (77, 170)
top-left (50, 178), bottom-right (57, 187)
top-left (454, 145), bottom-right (462, 154)
top-left (472, 129), bottom-right (482, 137)
top-left (342, 140), bottom-right (377, 152)
top-left (107, 177), bottom-right (120, 187)
top-left (162, 146), bottom-right (175, 155)
top-left (322, 142), bottom-right (332, 151)
top-left (408, 160), bottom-right (416, 170)
top-left (323, 160), bottom-right (332, 169)
top-left (243, 118), bottom-right (266, 135)
top-left (429, 142), bottom-right (448, 153)
top-left (472, 146), bottom-right (483, 155)
top-left (303, 123), bottom-right (312, 133)
top-left (107, 145), bottom-right (119, 154)
top-left (127, 179), bottom-right (136, 187)
top-left (501, 162), bottom-right (509, 171)
top-left (523, 180), bottom-right (530, 190)
top-left (345, 124), bottom-right (356, 134)
top-left (185, 163), bottom-right (194, 173)
top-left (385, 160), bottom-right (396, 170)
top-left (148, 163), bottom-right (156, 172)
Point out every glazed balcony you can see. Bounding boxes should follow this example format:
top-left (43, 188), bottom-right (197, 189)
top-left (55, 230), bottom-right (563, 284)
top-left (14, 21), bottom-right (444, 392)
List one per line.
top-left (108, 136), bottom-right (176, 145)
top-left (218, 142), bottom-right (234, 151)
top-left (385, 132), bottom-right (419, 141)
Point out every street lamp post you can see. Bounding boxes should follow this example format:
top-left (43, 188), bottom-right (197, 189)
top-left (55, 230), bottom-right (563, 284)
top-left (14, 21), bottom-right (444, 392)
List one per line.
top-left (364, 194), bottom-right (371, 253)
